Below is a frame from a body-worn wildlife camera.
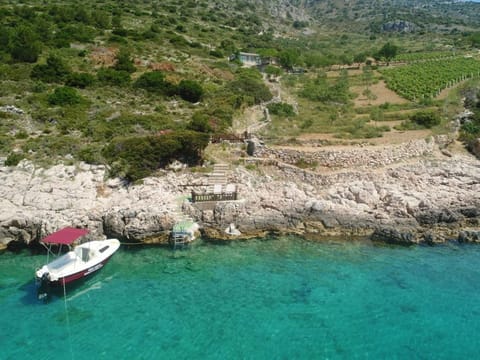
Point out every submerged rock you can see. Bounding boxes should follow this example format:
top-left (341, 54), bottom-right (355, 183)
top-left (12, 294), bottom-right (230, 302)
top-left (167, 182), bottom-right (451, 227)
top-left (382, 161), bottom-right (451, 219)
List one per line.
top-left (458, 230), bottom-right (480, 243)
top-left (371, 227), bottom-right (417, 245)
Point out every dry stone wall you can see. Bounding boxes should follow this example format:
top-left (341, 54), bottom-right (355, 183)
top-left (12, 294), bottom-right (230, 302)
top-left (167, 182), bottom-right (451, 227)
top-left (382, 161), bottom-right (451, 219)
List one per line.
top-left (255, 138), bottom-right (439, 169)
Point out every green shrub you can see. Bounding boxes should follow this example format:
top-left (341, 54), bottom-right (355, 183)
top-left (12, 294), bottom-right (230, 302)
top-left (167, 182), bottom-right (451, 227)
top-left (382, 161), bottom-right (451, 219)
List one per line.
top-left (395, 121), bottom-right (423, 131)
top-left (103, 130), bottom-right (210, 181)
top-left (169, 34), bottom-right (189, 46)
top-left (77, 144), bottom-right (104, 164)
top-left (195, 106), bottom-right (234, 131)
top-left (227, 76), bottom-right (272, 105)
top-left (267, 102), bottom-right (295, 117)
top-left (292, 20), bottom-right (308, 29)
top-left (300, 71), bottom-right (350, 104)
top-left (187, 113), bottom-right (212, 133)
top-left (264, 65), bottom-right (282, 77)
top-left (60, 24), bottom-right (96, 43)
top-left (97, 68), bottom-right (131, 86)
top-left (294, 158), bottom-right (318, 169)
top-left (108, 34), bottom-right (128, 44)
top-left (0, 63), bottom-right (31, 81)
top-left (337, 124), bottom-right (389, 139)
top-left (112, 27), bottom-right (128, 37)
top-left (48, 86), bottom-right (84, 105)
top-left (177, 80), bottom-right (203, 103)
top-left (113, 48), bottom-right (136, 73)
top-left (209, 49), bottom-right (224, 58)
top-left (5, 152), bottom-right (24, 166)
top-left (10, 25), bottom-right (41, 63)
top-left (0, 135), bottom-right (13, 153)
top-left (66, 72), bottom-right (95, 88)
top-left (31, 81), bottom-right (48, 93)
top-left (410, 110), bottom-right (441, 128)
top-left (134, 71), bottom-right (167, 93)
top-left (31, 55), bottom-right (71, 83)
top-left (459, 120), bottom-right (480, 145)
top-left (15, 130), bottom-right (29, 139)
top-left (23, 135), bottom-right (82, 159)
top-left (87, 113), bottom-right (177, 141)
top-left (300, 119), bottom-right (313, 129)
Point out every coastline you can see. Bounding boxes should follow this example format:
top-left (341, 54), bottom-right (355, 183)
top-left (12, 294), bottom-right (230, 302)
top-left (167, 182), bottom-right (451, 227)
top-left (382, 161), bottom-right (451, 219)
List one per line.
top-left (1, 135), bottom-right (479, 249)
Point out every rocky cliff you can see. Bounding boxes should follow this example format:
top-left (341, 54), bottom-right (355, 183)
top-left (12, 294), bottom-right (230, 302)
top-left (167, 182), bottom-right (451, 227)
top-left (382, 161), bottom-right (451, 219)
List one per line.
top-left (1, 136), bottom-right (479, 249)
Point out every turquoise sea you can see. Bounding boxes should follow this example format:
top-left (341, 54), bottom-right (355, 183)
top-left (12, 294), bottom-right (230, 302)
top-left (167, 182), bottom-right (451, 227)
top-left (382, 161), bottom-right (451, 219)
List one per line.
top-left (1, 236), bottom-right (480, 359)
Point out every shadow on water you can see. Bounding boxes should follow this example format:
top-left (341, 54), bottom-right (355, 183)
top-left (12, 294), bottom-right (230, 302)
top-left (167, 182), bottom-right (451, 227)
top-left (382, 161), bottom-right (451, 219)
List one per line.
top-left (19, 280), bottom-right (44, 306)
top-left (19, 276), bottom-right (104, 306)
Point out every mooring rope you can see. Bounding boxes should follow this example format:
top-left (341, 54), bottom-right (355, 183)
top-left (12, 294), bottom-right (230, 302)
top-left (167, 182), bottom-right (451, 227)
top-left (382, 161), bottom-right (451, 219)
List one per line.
top-left (63, 280), bottom-right (75, 360)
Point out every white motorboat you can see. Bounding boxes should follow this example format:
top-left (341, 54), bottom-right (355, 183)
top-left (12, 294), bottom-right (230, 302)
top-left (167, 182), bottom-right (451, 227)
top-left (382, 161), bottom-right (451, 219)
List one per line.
top-left (35, 227), bottom-right (120, 298)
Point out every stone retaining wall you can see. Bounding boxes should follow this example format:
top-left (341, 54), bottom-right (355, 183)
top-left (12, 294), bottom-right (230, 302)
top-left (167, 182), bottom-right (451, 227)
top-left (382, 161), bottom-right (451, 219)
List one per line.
top-left (255, 138), bottom-right (441, 169)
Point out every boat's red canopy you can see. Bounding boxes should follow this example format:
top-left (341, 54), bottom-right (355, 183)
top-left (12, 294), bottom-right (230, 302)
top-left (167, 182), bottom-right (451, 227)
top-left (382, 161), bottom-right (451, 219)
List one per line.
top-left (41, 227), bottom-right (89, 245)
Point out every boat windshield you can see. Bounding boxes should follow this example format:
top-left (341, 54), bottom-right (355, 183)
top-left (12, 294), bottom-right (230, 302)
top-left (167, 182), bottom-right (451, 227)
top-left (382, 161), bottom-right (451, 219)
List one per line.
top-left (75, 247), bottom-right (92, 262)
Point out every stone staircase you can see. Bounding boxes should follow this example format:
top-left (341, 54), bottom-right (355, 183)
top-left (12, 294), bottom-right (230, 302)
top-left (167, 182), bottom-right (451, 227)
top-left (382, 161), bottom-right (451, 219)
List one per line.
top-left (207, 163), bottom-right (229, 193)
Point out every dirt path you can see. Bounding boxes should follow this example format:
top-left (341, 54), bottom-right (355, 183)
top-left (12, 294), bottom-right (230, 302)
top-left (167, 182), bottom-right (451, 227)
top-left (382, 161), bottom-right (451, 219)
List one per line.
top-left (233, 70), bottom-right (454, 152)
top-left (233, 105), bottom-right (265, 133)
top-left (233, 76), bottom-right (298, 133)
top-left (436, 80), bottom-right (467, 100)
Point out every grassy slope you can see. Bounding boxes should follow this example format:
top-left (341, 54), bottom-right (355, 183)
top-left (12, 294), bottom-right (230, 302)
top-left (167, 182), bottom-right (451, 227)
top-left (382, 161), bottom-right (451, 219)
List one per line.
top-left (0, 0), bottom-right (479, 169)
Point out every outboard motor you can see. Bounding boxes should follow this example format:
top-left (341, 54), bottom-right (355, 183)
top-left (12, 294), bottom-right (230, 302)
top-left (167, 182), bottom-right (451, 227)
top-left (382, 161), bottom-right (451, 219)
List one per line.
top-left (37, 273), bottom-right (51, 302)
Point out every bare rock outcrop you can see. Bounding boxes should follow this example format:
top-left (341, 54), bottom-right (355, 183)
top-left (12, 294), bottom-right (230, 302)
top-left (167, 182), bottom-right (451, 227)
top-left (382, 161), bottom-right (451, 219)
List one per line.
top-left (1, 136), bottom-right (479, 248)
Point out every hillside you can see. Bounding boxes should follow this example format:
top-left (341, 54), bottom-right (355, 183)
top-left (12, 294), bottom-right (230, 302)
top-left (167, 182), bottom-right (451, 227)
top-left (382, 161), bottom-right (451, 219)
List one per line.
top-left (0, 0), bottom-right (480, 181)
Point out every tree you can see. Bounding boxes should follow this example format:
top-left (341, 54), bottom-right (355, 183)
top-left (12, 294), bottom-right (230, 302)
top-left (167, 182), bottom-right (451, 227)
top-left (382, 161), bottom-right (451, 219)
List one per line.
top-left (187, 113), bottom-right (212, 133)
top-left (220, 39), bottom-right (236, 53)
top-left (112, 14), bottom-right (122, 29)
top-left (370, 107), bottom-right (384, 126)
top-left (71, 6), bottom-right (90, 24)
top-left (292, 20), bottom-right (308, 29)
top-left (278, 49), bottom-right (299, 70)
top-left (31, 55), bottom-right (71, 83)
top-left (301, 70), bottom-right (350, 104)
top-left (264, 65), bottom-right (282, 79)
top-left (91, 10), bottom-right (110, 29)
top-left (177, 80), bottom-right (203, 103)
top-left (114, 48), bottom-right (136, 73)
top-left (468, 32), bottom-right (480, 47)
top-left (353, 52), bottom-right (367, 63)
top-left (227, 76), bottom-right (272, 105)
top-left (0, 26), bottom-right (11, 48)
top-left (10, 25), bottom-right (42, 63)
top-left (362, 65), bottom-right (374, 90)
top-left (376, 42), bottom-right (398, 64)
top-left (134, 71), bottom-right (167, 93)
top-left (363, 89), bottom-right (377, 105)
top-left (410, 110), bottom-right (441, 128)
top-left (103, 130), bottom-right (210, 181)
top-left (362, 66), bottom-right (376, 104)
top-left (48, 86), bottom-right (83, 105)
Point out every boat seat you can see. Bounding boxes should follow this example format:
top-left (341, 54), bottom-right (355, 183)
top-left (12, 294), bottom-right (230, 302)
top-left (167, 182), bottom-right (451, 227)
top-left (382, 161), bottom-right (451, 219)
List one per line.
top-left (48, 252), bottom-right (76, 270)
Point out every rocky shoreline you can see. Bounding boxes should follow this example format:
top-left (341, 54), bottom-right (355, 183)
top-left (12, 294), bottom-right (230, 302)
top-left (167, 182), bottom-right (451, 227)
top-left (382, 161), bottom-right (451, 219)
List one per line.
top-left (1, 135), bottom-right (479, 250)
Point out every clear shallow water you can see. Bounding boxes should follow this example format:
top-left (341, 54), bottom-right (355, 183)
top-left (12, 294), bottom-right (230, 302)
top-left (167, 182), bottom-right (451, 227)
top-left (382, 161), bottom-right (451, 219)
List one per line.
top-left (1, 237), bottom-right (480, 359)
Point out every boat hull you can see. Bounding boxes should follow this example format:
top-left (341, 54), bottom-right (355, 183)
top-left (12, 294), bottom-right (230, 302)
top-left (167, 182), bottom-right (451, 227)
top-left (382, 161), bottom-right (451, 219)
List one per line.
top-left (42, 253), bottom-right (115, 287)
top-left (35, 239), bottom-right (120, 299)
